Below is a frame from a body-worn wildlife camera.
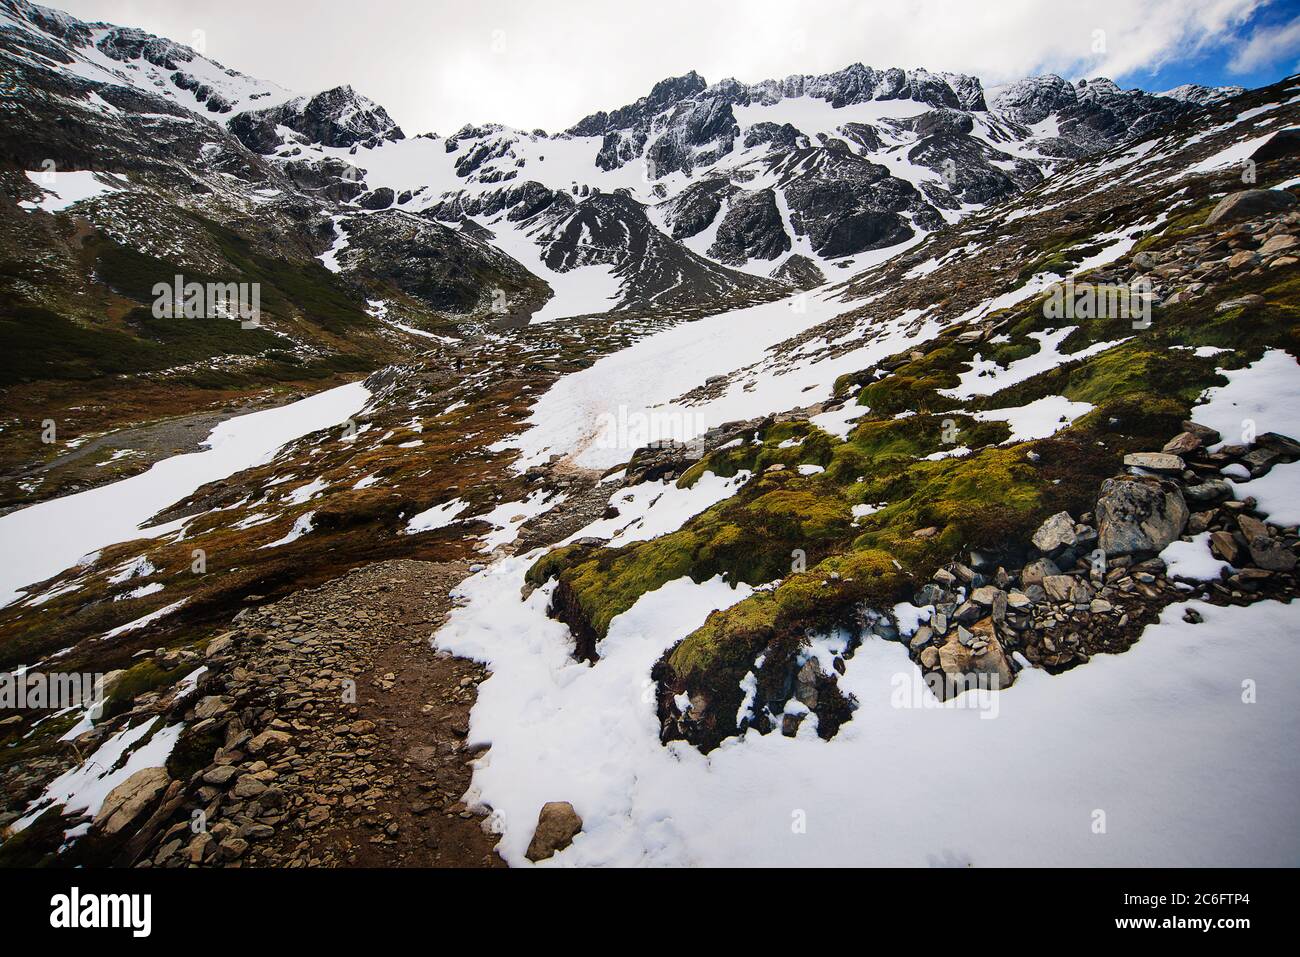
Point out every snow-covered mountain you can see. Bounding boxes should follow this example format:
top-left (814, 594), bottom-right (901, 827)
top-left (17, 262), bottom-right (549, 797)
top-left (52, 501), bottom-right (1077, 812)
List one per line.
top-left (0, 0), bottom-right (1242, 317)
top-left (4, 0), bottom-right (1300, 875)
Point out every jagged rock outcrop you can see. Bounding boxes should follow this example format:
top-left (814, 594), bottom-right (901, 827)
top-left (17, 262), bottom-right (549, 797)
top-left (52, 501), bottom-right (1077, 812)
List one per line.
top-left (771, 254), bottom-right (826, 289)
top-left (229, 85), bottom-right (405, 154)
top-left (709, 188), bottom-right (791, 264)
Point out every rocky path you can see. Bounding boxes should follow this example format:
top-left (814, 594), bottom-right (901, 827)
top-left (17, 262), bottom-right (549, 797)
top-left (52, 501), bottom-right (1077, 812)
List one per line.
top-left (129, 463), bottom-right (615, 868)
top-left (159, 559), bottom-right (504, 868)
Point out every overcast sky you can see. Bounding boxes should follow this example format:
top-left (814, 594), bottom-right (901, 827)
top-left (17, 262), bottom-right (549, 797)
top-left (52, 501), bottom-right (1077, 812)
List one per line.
top-left (51, 0), bottom-right (1300, 136)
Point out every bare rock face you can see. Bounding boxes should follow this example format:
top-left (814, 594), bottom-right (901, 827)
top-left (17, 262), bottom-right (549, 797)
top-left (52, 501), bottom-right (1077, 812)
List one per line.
top-left (708, 188), bottom-right (791, 264)
top-left (1205, 189), bottom-right (1298, 226)
top-left (1095, 476), bottom-right (1189, 556)
top-left (525, 801), bottom-right (583, 862)
top-left (94, 766), bottom-right (170, 836)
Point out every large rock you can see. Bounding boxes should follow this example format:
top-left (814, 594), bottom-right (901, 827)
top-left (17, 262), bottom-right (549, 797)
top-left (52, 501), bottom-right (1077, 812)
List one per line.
top-left (1162, 431), bottom-right (1203, 455)
top-left (1259, 234), bottom-right (1298, 257)
top-left (1215, 294), bottom-right (1266, 314)
top-left (1020, 557), bottom-right (1061, 586)
top-left (1123, 452), bottom-right (1185, 474)
top-left (1204, 189), bottom-right (1298, 226)
top-left (94, 767), bottom-right (171, 836)
top-left (193, 695), bottom-right (231, 720)
top-left (1096, 477), bottom-right (1188, 556)
top-left (1239, 515), bottom-right (1297, 571)
top-left (247, 729), bottom-right (292, 755)
top-left (525, 801), bottom-right (583, 862)
top-left (1042, 575), bottom-right (1077, 603)
top-left (357, 186), bottom-right (395, 210)
top-left (1031, 511), bottom-right (1076, 553)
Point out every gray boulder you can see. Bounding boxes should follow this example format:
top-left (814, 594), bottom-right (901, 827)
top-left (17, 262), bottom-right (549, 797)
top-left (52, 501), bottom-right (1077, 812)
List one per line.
top-left (1205, 189), bottom-right (1298, 226)
top-left (1096, 476), bottom-right (1188, 556)
top-left (1031, 511), bottom-right (1076, 553)
top-left (1021, 557), bottom-right (1061, 586)
top-left (1123, 452), bottom-right (1185, 474)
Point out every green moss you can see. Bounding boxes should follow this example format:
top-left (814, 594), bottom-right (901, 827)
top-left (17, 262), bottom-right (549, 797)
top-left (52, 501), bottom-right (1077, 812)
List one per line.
top-left (525, 541), bottom-right (600, 588)
top-left (856, 370), bottom-right (961, 415)
top-left (679, 421), bottom-right (836, 488)
top-left (102, 658), bottom-right (187, 719)
top-left (1061, 345), bottom-right (1213, 407)
top-left (667, 546), bottom-right (910, 686)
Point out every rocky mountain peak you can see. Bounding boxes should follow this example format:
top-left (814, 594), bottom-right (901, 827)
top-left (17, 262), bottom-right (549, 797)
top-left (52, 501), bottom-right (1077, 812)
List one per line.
top-left (991, 74), bottom-right (1078, 123)
top-left (1161, 82), bottom-right (1248, 105)
top-left (94, 25), bottom-right (196, 70)
top-left (648, 70), bottom-right (708, 109)
top-left (229, 84), bottom-right (404, 154)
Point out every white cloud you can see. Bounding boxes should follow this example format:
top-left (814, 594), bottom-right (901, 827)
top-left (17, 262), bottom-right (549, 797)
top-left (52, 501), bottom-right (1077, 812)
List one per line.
top-left (53, 0), bottom-right (1270, 135)
top-left (1229, 13), bottom-right (1300, 72)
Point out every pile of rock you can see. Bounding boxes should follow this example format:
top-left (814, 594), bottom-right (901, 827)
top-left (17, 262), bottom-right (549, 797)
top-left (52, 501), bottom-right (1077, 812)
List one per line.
top-left (905, 422), bottom-right (1300, 689)
top-left (1076, 189), bottom-right (1298, 313)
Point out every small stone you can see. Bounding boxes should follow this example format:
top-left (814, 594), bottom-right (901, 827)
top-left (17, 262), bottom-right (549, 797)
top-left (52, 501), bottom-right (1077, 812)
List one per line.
top-left (525, 802), bottom-right (583, 863)
top-left (194, 696), bottom-right (232, 720)
top-left (1259, 234), bottom-right (1298, 256)
top-left (1181, 421), bottom-right (1222, 445)
top-left (1209, 530), bottom-right (1241, 565)
top-left (247, 730), bottom-right (292, 755)
top-left (232, 776), bottom-right (267, 799)
top-left (1006, 590), bottom-right (1033, 610)
top-left (201, 765), bottom-right (240, 786)
top-left (1042, 575), bottom-right (1077, 603)
top-left (1021, 558), bottom-right (1061, 586)
top-left (932, 568), bottom-right (957, 587)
